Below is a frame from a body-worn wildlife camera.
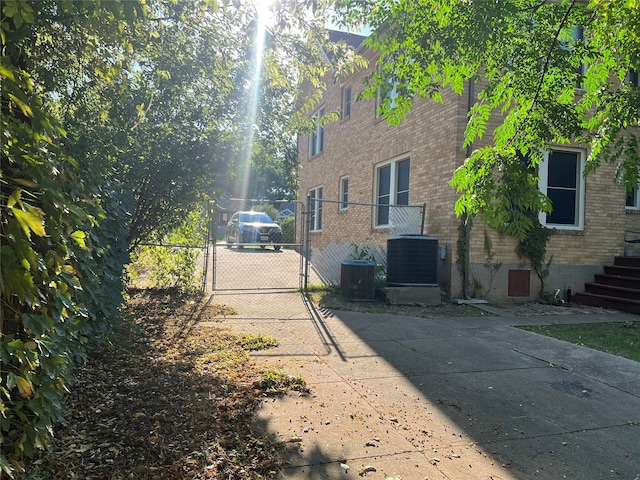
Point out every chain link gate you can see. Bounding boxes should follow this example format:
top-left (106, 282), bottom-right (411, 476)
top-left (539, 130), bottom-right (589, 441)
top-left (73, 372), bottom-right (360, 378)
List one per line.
top-left (207, 199), bottom-right (309, 292)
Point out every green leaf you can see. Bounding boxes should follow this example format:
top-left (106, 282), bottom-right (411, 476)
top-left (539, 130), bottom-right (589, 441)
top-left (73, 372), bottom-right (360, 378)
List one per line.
top-left (16, 376), bottom-right (33, 398)
top-left (7, 93), bottom-right (33, 117)
top-left (22, 314), bottom-right (54, 337)
top-left (6, 372), bottom-right (17, 390)
top-left (13, 11), bottom-right (23, 29)
top-left (70, 231), bottom-right (87, 249)
top-left (10, 206), bottom-right (46, 239)
top-left (7, 188), bottom-right (22, 208)
top-left (2, 2), bottom-right (18, 18)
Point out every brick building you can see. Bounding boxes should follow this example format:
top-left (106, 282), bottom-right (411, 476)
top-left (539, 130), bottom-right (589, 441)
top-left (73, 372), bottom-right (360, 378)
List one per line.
top-left (297, 31), bottom-right (640, 304)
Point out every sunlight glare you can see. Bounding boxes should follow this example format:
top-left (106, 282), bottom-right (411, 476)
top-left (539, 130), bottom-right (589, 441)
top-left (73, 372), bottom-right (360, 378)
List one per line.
top-left (239, 1), bottom-right (270, 200)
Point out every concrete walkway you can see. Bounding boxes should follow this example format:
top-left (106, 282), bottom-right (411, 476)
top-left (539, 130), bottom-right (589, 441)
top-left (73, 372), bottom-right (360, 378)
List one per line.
top-left (220, 294), bottom-right (640, 480)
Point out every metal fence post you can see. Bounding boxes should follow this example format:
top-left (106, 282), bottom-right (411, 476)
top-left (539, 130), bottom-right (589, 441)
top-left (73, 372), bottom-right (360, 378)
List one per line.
top-left (304, 194), bottom-right (312, 291)
top-left (209, 200), bottom-right (216, 292)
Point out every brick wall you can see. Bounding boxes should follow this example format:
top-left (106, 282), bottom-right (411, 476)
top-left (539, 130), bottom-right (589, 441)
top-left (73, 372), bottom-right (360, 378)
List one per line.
top-left (298, 51), bottom-right (640, 301)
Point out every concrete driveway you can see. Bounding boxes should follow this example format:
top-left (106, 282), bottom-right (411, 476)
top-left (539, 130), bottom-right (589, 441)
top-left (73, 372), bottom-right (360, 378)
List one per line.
top-left (219, 293), bottom-right (640, 480)
top-left (209, 243), bottom-right (324, 293)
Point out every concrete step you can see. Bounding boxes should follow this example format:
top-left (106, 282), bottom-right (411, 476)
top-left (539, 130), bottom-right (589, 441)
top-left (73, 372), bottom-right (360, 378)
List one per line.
top-left (572, 292), bottom-right (640, 315)
top-left (603, 264), bottom-right (640, 279)
top-left (584, 282), bottom-right (640, 301)
top-left (594, 274), bottom-right (640, 290)
top-left (614, 255), bottom-right (640, 268)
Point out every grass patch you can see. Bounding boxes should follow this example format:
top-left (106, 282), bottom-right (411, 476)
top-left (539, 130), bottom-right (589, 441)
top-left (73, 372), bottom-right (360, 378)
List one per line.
top-left (256, 367), bottom-right (308, 395)
top-left (519, 321), bottom-right (640, 362)
top-left (308, 286), bottom-right (490, 318)
top-left (237, 333), bottom-right (279, 351)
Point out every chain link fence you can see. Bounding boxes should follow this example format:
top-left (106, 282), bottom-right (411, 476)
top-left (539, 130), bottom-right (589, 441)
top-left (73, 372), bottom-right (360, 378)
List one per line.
top-left (305, 199), bottom-right (426, 287)
top-left (128, 207), bottom-right (210, 292)
top-left (129, 198), bottom-right (426, 297)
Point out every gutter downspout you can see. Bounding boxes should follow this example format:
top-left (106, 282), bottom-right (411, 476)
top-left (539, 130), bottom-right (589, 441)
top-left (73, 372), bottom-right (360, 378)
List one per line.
top-left (463, 77), bottom-right (475, 300)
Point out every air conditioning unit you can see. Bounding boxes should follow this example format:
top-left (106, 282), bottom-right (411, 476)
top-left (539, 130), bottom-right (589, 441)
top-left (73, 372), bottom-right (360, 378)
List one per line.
top-left (341, 260), bottom-right (376, 301)
top-left (387, 235), bottom-right (438, 286)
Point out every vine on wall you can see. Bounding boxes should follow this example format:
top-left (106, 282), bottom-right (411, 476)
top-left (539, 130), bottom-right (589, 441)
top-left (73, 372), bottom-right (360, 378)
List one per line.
top-left (457, 214), bottom-right (552, 300)
top-left (516, 212), bottom-right (553, 299)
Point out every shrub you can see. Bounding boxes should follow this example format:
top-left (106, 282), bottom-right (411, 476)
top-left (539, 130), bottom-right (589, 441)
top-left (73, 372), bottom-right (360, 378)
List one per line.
top-left (280, 217), bottom-right (295, 244)
top-left (128, 209), bottom-right (206, 292)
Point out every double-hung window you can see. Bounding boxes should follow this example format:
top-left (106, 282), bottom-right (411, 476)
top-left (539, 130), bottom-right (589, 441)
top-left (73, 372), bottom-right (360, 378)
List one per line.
top-left (309, 186), bottom-right (323, 231)
top-left (560, 26), bottom-right (586, 89)
top-left (309, 108), bottom-right (324, 157)
top-left (342, 86), bottom-right (352, 119)
top-left (572, 26), bottom-right (587, 88)
top-left (375, 158), bottom-right (410, 226)
top-left (340, 177), bottom-right (349, 210)
top-left (538, 149), bottom-right (585, 229)
top-left (626, 186), bottom-right (640, 210)
top-left (376, 76), bottom-right (398, 118)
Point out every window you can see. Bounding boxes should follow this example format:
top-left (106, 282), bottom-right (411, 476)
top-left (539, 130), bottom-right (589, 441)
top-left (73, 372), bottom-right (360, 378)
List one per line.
top-left (572, 27), bottom-right (586, 88)
top-left (629, 69), bottom-right (639, 87)
top-left (340, 177), bottom-right (349, 210)
top-left (309, 108), bottom-right (324, 157)
top-left (538, 149), bottom-right (585, 229)
top-left (376, 76), bottom-right (398, 117)
top-left (309, 186), bottom-right (323, 231)
top-left (626, 186), bottom-right (640, 210)
top-left (375, 158), bottom-right (410, 226)
top-left (342, 86), bottom-right (352, 119)
top-left (560, 26), bottom-right (586, 89)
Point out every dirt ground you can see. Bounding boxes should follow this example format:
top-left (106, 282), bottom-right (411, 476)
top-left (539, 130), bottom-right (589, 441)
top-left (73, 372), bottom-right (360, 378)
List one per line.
top-left (26, 285), bottom-right (620, 479)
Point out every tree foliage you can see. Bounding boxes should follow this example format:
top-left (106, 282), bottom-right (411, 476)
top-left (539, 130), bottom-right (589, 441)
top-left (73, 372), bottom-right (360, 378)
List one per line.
top-left (54, 1), bottom-right (253, 248)
top-left (1, 1), bottom-right (136, 474)
top-left (1, 1), bottom-right (348, 475)
top-left (332, 0), bottom-right (640, 239)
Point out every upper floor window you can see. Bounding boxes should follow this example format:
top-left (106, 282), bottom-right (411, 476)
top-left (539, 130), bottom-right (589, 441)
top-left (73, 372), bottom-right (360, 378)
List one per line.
top-left (309, 107), bottom-right (324, 157)
top-left (376, 76), bottom-right (398, 118)
top-left (342, 86), bottom-right (352, 119)
top-left (572, 27), bottom-right (586, 88)
top-left (538, 148), bottom-right (585, 230)
top-left (375, 158), bottom-right (410, 226)
top-left (309, 186), bottom-right (323, 231)
top-left (626, 186), bottom-right (640, 210)
top-left (628, 69), bottom-right (639, 87)
top-left (340, 176), bottom-right (349, 210)
top-left (560, 26), bottom-right (586, 89)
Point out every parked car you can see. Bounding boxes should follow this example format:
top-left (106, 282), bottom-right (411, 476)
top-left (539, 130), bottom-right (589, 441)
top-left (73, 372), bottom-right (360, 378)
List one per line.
top-left (226, 211), bottom-right (283, 250)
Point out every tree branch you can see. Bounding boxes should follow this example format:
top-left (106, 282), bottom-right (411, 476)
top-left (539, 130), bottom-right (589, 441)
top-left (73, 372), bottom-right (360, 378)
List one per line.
top-left (530, 0), bottom-right (576, 111)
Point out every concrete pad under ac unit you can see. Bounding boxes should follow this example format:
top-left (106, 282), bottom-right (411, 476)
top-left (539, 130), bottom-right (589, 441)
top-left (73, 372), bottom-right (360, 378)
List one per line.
top-left (383, 285), bottom-right (441, 306)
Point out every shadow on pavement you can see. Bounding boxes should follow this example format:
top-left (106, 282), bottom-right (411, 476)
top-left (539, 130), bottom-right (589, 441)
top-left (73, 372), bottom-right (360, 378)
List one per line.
top-left (260, 295), bottom-right (640, 479)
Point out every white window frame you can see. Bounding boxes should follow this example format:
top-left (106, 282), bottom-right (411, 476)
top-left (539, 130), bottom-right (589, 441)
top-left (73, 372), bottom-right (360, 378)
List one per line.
top-left (376, 76), bottom-right (398, 118)
top-left (342, 86), bottom-right (352, 119)
top-left (309, 107), bottom-right (324, 157)
top-left (339, 176), bottom-right (349, 210)
top-left (572, 26), bottom-right (587, 89)
top-left (538, 148), bottom-right (585, 230)
top-left (309, 186), bottom-right (323, 232)
top-left (626, 186), bottom-right (640, 210)
top-left (559, 26), bottom-right (586, 90)
top-left (374, 157), bottom-right (410, 227)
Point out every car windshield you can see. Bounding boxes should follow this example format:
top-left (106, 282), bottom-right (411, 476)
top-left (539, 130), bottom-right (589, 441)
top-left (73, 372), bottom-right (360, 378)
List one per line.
top-left (239, 212), bottom-right (273, 224)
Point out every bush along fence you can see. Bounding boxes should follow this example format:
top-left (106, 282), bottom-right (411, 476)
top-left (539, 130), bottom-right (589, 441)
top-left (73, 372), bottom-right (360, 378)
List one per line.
top-left (1, 46), bottom-right (130, 478)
